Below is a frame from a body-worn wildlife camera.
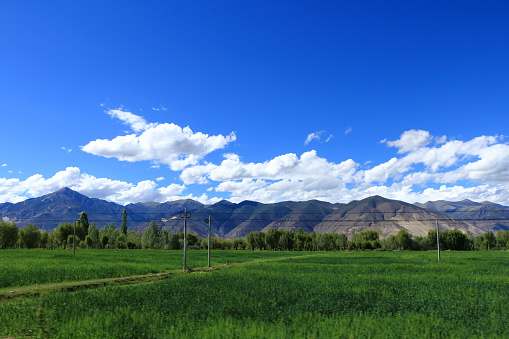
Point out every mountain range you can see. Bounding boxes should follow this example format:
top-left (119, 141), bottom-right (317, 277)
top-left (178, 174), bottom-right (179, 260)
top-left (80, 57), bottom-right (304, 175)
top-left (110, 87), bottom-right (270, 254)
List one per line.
top-left (1, 188), bottom-right (508, 238)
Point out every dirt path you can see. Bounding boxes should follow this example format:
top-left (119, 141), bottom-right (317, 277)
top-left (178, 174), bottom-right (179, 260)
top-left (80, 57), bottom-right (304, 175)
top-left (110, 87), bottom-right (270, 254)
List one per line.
top-left (0, 253), bottom-right (322, 301)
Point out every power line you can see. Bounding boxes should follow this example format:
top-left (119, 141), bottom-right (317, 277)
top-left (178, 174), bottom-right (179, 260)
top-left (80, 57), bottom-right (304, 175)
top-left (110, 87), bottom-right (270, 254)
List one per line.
top-left (4, 218), bottom-right (509, 224)
top-left (1, 209), bottom-right (508, 216)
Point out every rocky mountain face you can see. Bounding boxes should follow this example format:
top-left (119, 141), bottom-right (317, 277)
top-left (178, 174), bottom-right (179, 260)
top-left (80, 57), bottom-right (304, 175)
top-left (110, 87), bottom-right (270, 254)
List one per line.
top-left (1, 188), bottom-right (504, 238)
top-left (415, 200), bottom-right (509, 232)
top-left (313, 196), bottom-right (480, 238)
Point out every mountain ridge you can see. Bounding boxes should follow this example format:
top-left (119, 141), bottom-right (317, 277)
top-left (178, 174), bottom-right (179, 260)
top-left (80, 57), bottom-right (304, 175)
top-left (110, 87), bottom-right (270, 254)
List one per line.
top-left (1, 188), bottom-right (506, 237)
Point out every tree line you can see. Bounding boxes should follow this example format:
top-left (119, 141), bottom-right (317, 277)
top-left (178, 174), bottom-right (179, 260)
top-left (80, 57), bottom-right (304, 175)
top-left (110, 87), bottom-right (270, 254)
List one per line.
top-left (0, 212), bottom-right (508, 251)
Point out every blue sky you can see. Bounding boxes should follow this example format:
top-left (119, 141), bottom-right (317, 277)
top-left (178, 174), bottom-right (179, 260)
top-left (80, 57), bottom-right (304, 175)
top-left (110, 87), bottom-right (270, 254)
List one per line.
top-left (1, 1), bottom-right (508, 205)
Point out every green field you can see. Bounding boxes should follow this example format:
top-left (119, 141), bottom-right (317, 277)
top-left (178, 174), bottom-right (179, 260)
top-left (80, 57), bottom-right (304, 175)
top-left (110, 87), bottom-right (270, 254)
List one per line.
top-left (1, 250), bottom-right (509, 338)
top-left (0, 249), bottom-right (311, 289)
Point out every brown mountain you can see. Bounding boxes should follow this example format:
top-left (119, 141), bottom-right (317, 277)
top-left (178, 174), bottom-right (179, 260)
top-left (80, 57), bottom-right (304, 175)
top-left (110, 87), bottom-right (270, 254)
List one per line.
top-left (0, 188), bottom-right (491, 238)
top-left (416, 200), bottom-right (509, 232)
top-left (313, 196), bottom-right (481, 237)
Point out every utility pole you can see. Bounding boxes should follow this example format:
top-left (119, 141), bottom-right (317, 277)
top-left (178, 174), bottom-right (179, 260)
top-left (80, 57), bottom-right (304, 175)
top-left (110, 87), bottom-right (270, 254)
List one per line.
top-left (206, 215), bottom-right (212, 267)
top-left (180, 208), bottom-right (191, 271)
top-left (436, 220), bottom-right (440, 262)
top-left (73, 221), bottom-right (77, 256)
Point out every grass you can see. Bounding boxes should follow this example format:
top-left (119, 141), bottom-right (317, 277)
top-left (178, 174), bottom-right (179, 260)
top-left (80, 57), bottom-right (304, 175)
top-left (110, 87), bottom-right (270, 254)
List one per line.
top-left (1, 250), bottom-right (508, 338)
top-left (0, 249), bottom-right (312, 289)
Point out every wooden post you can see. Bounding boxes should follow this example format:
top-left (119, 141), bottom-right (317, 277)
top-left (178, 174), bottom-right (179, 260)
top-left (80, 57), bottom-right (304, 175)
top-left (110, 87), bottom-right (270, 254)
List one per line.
top-left (436, 220), bottom-right (440, 262)
top-left (207, 215), bottom-right (211, 268)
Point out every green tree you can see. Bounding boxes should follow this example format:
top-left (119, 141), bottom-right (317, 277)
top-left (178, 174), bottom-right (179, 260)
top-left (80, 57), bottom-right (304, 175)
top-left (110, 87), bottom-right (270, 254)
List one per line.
top-left (495, 230), bottom-right (509, 249)
top-left (335, 233), bottom-right (348, 251)
top-left (142, 221), bottom-right (161, 249)
top-left (88, 223), bottom-right (99, 248)
top-left (265, 229), bottom-right (283, 250)
top-left (85, 235), bottom-right (94, 249)
top-left (19, 224), bottom-right (41, 249)
top-left (126, 231), bottom-right (142, 249)
top-left (350, 230), bottom-right (380, 250)
top-left (233, 238), bottom-right (247, 250)
top-left (293, 228), bottom-right (308, 251)
top-left (67, 234), bottom-right (76, 249)
top-left (279, 230), bottom-right (294, 251)
top-left (100, 234), bottom-right (109, 248)
top-left (186, 232), bottom-right (199, 248)
top-left (121, 209), bottom-right (128, 235)
top-left (481, 231), bottom-right (496, 250)
top-left (54, 223), bottom-right (75, 248)
top-left (395, 229), bottom-right (413, 250)
top-left (116, 233), bottom-right (127, 249)
top-left (79, 212), bottom-right (90, 235)
top-left (381, 235), bottom-right (396, 251)
top-left (100, 223), bottom-right (119, 249)
top-left (246, 231), bottom-right (266, 250)
top-left (40, 230), bottom-right (49, 249)
top-left (0, 221), bottom-right (19, 249)
top-left (166, 232), bottom-right (181, 250)
top-left (412, 236), bottom-right (431, 251)
top-left (442, 229), bottom-right (468, 250)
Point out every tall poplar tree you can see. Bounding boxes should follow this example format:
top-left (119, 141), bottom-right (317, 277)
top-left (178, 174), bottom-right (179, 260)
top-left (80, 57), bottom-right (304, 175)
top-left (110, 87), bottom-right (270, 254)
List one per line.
top-left (121, 209), bottom-right (128, 235)
top-left (79, 212), bottom-right (90, 235)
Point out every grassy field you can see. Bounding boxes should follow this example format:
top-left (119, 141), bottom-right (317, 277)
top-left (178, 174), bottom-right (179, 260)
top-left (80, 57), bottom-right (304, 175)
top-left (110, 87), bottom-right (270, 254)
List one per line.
top-left (1, 250), bottom-right (508, 338)
top-left (0, 249), bottom-right (312, 289)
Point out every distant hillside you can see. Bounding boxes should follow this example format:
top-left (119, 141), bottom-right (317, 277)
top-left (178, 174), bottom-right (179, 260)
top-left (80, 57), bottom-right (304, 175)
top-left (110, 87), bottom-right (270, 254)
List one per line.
top-left (0, 188), bottom-right (124, 230)
top-left (416, 200), bottom-right (509, 232)
top-left (0, 188), bottom-right (499, 237)
top-left (312, 196), bottom-right (480, 237)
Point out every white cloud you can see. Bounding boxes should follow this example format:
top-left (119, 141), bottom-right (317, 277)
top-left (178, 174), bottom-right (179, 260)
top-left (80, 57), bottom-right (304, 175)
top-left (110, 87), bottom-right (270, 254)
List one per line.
top-left (106, 108), bottom-right (157, 133)
top-left (3, 128), bottom-right (509, 207)
top-left (345, 127), bottom-right (352, 135)
top-left (178, 130), bottom-right (509, 205)
top-left (1, 164), bottom-right (6, 167)
top-left (181, 150), bottom-right (358, 185)
top-left (382, 129), bottom-right (432, 153)
top-left (152, 106), bottom-right (168, 111)
top-left (0, 167), bottom-right (222, 205)
top-left (82, 110), bottom-right (236, 171)
top-left (61, 147), bottom-right (72, 153)
top-left (359, 157), bottom-right (411, 184)
top-left (304, 131), bottom-right (325, 145)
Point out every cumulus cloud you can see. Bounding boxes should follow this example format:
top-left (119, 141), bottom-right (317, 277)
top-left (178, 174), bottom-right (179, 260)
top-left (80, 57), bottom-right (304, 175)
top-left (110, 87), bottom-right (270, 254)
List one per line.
top-left (381, 129), bottom-right (432, 153)
top-left (181, 150), bottom-right (358, 185)
top-left (365, 135), bottom-right (507, 188)
top-left (178, 131), bottom-right (509, 205)
top-left (0, 167), bottom-right (220, 205)
top-left (82, 109), bottom-right (236, 171)
top-left (3, 128), bottom-right (509, 206)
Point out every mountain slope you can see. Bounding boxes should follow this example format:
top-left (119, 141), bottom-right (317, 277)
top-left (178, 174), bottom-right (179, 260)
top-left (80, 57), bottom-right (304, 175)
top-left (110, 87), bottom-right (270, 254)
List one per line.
top-left (0, 188), bottom-right (495, 237)
top-left (0, 188), bottom-right (124, 230)
top-left (314, 196), bottom-right (481, 237)
top-left (416, 200), bottom-right (509, 232)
